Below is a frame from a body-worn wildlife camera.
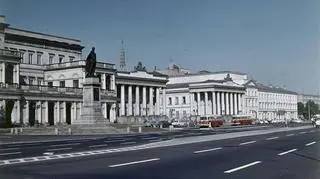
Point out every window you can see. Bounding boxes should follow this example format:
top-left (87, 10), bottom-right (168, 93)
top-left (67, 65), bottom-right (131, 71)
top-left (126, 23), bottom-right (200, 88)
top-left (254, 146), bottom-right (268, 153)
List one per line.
top-left (60, 81), bottom-right (65, 87)
top-left (69, 56), bottom-right (75, 62)
top-left (176, 111), bottom-right (179, 118)
top-left (28, 53), bottom-right (33, 64)
top-left (37, 53), bottom-right (42, 65)
top-left (29, 78), bottom-right (34, 85)
top-left (168, 97), bottom-right (172, 105)
top-left (175, 97), bottom-right (179, 105)
top-left (59, 56), bottom-right (63, 63)
top-left (49, 54), bottom-right (54, 64)
top-left (38, 79), bottom-right (42, 86)
top-left (48, 82), bottom-right (53, 87)
top-left (73, 80), bottom-right (79, 88)
top-left (182, 96), bottom-right (186, 104)
top-left (183, 110), bottom-right (187, 117)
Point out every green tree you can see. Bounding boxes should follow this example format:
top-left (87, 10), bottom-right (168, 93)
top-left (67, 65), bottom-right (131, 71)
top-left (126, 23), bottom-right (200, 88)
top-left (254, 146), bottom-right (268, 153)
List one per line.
top-left (297, 102), bottom-right (305, 116)
top-left (303, 100), bottom-right (319, 120)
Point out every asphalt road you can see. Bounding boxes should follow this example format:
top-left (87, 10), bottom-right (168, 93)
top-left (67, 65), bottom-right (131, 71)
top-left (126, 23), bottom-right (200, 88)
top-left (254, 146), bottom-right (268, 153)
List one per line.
top-left (0, 125), bottom-right (271, 161)
top-left (0, 126), bottom-right (319, 179)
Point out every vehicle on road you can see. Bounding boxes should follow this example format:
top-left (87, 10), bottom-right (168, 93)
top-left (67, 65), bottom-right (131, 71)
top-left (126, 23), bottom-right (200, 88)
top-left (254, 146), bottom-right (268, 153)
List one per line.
top-left (314, 120), bottom-right (320, 128)
top-left (199, 116), bottom-right (224, 128)
top-left (231, 115), bottom-right (252, 126)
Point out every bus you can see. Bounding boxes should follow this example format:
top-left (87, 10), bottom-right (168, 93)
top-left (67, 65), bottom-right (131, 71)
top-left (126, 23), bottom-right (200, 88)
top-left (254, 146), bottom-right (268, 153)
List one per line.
top-left (199, 116), bottom-right (224, 128)
top-left (231, 115), bottom-right (252, 126)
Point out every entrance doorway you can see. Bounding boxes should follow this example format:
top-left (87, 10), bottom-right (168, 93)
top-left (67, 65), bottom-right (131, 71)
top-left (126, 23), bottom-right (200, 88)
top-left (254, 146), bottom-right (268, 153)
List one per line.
top-left (48, 102), bottom-right (54, 125)
top-left (5, 100), bottom-right (14, 127)
top-left (66, 102), bottom-right (71, 124)
top-left (29, 101), bottom-right (36, 126)
top-left (5, 63), bottom-right (14, 84)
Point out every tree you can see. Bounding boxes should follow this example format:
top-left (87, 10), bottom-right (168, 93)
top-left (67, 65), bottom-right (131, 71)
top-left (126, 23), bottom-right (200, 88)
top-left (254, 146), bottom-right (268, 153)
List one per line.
top-left (299, 100), bottom-right (319, 120)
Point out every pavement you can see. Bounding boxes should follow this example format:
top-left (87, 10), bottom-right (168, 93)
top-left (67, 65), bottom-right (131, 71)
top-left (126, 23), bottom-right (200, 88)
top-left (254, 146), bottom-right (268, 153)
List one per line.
top-left (0, 125), bottom-right (318, 179)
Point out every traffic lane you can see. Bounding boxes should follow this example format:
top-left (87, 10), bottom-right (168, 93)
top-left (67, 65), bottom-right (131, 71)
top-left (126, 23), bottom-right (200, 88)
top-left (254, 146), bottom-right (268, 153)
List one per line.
top-left (0, 135), bottom-right (166, 160)
top-left (0, 128), bottom-right (318, 179)
top-left (235, 139), bottom-right (320, 179)
top-left (0, 127), bottom-right (316, 161)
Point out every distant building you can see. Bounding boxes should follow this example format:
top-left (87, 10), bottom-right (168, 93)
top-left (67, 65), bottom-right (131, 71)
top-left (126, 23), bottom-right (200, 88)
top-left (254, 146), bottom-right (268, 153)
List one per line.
top-left (297, 94), bottom-right (320, 105)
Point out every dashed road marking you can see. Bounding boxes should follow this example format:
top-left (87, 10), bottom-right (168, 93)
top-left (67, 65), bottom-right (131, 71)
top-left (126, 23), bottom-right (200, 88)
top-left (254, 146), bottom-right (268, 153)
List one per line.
top-left (239, 141), bottom-right (256, 146)
top-left (121, 141), bottom-right (137, 145)
top-left (278, 149), bottom-right (297, 156)
top-left (305, 141), bottom-right (316, 146)
top-left (43, 152), bottom-right (54, 155)
top-left (193, 147), bottom-right (222, 154)
top-left (0, 147), bottom-right (20, 151)
top-left (50, 143), bottom-right (80, 147)
top-left (109, 158), bottom-right (160, 168)
top-left (266, 137), bottom-right (279, 140)
top-left (0, 152), bottom-right (21, 156)
top-left (46, 147), bottom-right (72, 152)
top-left (89, 144), bottom-right (108, 148)
top-left (286, 134), bottom-right (294, 137)
top-left (224, 161), bottom-right (262, 173)
top-left (300, 131), bottom-right (307, 134)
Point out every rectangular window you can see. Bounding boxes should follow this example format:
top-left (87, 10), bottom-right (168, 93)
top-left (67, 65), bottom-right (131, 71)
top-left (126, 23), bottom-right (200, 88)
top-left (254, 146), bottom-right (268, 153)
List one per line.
top-left (183, 110), bottom-right (187, 117)
top-left (36, 53), bottom-right (42, 65)
top-left (59, 81), bottom-right (65, 87)
top-left (38, 79), bottom-right (42, 86)
top-left (168, 97), bottom-right (172, 105)
top-left (182, 96), bottom-right (186, 104)
top-left (73, 80), bottom-right (79, 88)
top-left (59, 56), bottom-right (64, 63)
top-left (175, 97), bottom-right (179, 105)
top-left (69, 56), bottom-right (75, 62)
top-left (48, 82), bottom-right (53, 87)
top-left (176, 111), bottom-right (179, 118)
top-left (93, 88), bottom-right (99, 101)
top-left (28, 53), bottom-right (33, 64)
top-left (49, 55), bottom-right (54, 64)
top-left (29, 78), bottom-right (34, 85)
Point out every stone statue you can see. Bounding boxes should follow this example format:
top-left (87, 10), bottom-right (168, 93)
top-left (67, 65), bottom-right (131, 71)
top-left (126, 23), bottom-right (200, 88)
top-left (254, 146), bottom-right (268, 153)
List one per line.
top-left (85, 47), bottom-right (97, 77)
top-left (134, 61), bottom-right (146, 71)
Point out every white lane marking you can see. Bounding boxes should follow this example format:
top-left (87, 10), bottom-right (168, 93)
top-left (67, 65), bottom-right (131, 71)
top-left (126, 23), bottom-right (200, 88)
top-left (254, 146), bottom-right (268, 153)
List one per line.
top-left (300, 131), bottom-right (307, 134)
top-left (305, 141), bottom-right (316, 146)
top-left (266, 137), bottom-right (279, 140)
top-left (286, 133), bottom-right (294, 136)
top-left (0, 148), bottom-right (20, 151)
top-left (120, 141), bottom-right (137, 145)
top-left (104, 139), bottom-right (126, 143)
top-left (109, 158), bottom-right (160, 168)
top-left (46, 147), bottom-right (72, 152)
top-left (239, 141), bottom-right (256, 146)
top-left (50, 143), bottom-right (80, 147)
top-left (43, 152), bottom-right (54, 155)
top-left (278, 149), bottom-right (297, 156)
top-left (224, 161), bottom-right (262, 174)
top-left (193, 147), bottom-right (222, 154)
top-left (0, 152), bottom-right (21, 156)
top-left (89, 144), bottom-right (108, 148)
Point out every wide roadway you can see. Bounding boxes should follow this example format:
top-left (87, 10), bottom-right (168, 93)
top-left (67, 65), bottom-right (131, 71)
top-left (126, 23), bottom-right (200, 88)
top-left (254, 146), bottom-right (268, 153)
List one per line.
top-left (0, 127), bottom-right (319, 179)
top-left (0, 125), bottom-right (271, 161)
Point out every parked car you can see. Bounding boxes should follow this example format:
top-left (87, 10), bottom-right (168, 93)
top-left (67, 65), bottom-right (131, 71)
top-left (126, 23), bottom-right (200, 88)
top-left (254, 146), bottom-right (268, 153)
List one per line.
top-left (314, 120), bottom-right (320, 128)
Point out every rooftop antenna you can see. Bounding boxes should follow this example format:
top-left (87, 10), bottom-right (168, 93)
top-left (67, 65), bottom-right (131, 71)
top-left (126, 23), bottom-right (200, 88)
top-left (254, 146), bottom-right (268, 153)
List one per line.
top-left (119, 40), bottom-right (126, 71)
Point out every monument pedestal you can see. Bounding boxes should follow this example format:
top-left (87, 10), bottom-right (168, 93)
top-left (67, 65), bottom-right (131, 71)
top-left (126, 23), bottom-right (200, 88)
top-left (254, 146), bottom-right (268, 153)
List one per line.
top-left (73, 77), bottom-right (107, 125)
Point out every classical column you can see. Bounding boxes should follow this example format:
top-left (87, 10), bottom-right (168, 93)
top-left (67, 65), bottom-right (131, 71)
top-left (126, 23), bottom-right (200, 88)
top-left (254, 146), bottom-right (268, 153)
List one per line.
top-left (155, 87), bottom-right (160, 115)
top-left (101, 73), bottom-right (106, 90)
top-left (221, 92), bottom-right (225, 115)
top-left (212, 91), bottom-right (216, 115)
top-left (197, 92), bottom-right (201, 116)
top-left (61, 102), bottom-right (66, 123)
top-left (103, 102), bottom-right (107, 118)
top-left (142, 86), bottom-right (147, 116)
top-left (238, 93), bottom-right (242, 114)
top-left (56, 101), bottom-right (60, 124)
top-left (204, 92), bottom-right (209, 115)
top-left (16, 64), bottom-right (20, 85)
top-left (230, 92), bottom-right (234, 115)
top-left (1, 62), bottom-right (5, 83)
top-left (226, 92), bottom-right (229, 115)
top-left (234, 93), bottom-right (238, 115)
top-left (163, 88), bottom-right (166, 116)
top-left (135, 86), bottom-right (140, 116)
top-left (128, 85), bottom-right (133, 116)
top-left (110, 103), bottom-right (116, 122)
top-left (190, 92), bottom-right (194, 115)
top-left (111, 75), bottom-right (115, 90)
top-left (15, 100), bottom-right (21, 124)
top-left (217, 92), bottom-right (221, 115)
top-left (25, 100), bottom-right (29, 124)
top-left (120, 85), bottom-right (125, 116)
top-left (38, 101), bottom-right (42, 124)
top-left (149, 87), bottom-right (154, 116)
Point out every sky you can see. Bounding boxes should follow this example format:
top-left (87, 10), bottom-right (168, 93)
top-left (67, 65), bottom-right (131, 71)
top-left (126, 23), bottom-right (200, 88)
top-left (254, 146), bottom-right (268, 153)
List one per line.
top-left (0, 0), bottom-right (319, 94)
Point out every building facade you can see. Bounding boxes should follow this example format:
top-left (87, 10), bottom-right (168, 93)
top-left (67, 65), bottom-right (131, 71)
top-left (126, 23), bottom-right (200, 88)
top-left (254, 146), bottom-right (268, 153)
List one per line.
top-left (297, 94), bottom-right (320, 106)
top-left (0, 15), bottom-right (117, 126)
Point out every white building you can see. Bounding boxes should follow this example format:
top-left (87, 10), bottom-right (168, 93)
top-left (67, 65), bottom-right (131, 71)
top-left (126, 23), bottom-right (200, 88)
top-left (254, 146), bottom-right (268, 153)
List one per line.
top-left (297, 94), bottom-right (320, 106)
top-left (0, 15), bottom-right (117, 126)
top-left (158, 64), bottom-right (298, 122)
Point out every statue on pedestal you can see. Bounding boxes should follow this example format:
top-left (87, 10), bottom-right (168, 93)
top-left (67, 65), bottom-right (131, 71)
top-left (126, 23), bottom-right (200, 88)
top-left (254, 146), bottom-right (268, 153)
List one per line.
top-left (85, 47), bottom-right (97, 77)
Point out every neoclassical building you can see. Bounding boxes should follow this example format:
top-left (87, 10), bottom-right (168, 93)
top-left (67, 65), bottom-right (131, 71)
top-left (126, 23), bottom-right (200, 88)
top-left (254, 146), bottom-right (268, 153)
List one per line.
top-left (0, 15), bottom-right (117, 126)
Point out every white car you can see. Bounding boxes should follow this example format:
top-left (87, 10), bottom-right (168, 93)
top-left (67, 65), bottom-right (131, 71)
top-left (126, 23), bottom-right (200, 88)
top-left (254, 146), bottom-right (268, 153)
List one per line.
top-left (315, 120), bottom-right (320, 128)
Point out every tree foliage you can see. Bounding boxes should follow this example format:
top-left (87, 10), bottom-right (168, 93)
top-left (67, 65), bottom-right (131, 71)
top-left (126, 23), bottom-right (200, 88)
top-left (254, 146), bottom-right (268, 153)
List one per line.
top-left (297, 100), bottom-right (319, 120)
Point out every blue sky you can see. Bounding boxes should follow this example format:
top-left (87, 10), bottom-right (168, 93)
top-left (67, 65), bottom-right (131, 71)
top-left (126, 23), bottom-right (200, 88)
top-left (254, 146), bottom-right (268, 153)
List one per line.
top-left (0, 0), bottom-right (319, 94)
